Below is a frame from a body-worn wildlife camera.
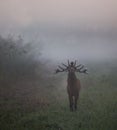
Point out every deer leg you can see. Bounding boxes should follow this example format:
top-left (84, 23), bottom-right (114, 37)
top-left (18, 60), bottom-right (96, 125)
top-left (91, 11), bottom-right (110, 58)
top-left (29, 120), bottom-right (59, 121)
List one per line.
top-left (74, 95), bottom-right (79, 111)
top-left (68, 95), bottom-right (73, 111)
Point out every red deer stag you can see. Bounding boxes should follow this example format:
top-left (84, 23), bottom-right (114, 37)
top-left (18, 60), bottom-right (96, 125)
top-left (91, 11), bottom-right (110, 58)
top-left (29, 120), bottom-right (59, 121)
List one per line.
top-left (55, 60), bottom-right (88, 111)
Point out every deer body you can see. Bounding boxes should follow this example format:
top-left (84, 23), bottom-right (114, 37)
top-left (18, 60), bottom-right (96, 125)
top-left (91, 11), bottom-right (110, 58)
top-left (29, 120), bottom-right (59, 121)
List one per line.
top-left (67, 72), bottom-right (81, 111)
top-left (55, 60), bottom-right (87, 111)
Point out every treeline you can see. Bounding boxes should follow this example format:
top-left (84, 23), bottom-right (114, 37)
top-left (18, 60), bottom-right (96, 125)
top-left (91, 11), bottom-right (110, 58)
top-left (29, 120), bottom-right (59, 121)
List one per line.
top-left (0, 35), bottom-right (48, 83)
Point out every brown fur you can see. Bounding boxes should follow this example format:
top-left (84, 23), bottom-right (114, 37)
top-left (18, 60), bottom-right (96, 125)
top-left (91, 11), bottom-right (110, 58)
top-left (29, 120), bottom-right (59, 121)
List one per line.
top-left (67, 72), bottom-right (81, 111)
top-left (55, 61), bottom-right (87, 111)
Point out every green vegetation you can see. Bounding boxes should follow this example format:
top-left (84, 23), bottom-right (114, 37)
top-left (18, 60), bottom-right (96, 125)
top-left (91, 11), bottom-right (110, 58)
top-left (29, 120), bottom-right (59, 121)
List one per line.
top-left (0, 35), bottom-right (117, 130)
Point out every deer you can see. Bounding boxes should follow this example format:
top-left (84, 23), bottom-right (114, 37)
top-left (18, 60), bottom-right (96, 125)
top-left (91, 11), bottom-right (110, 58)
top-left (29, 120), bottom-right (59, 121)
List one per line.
top-left (55, 60), bottom-right (88, 111)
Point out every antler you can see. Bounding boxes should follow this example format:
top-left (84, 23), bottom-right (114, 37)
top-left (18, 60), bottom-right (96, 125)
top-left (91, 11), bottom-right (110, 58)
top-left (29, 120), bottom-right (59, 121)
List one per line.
top-left (55, 63), bottom-right (68, 73)
top-left (74, 60), bottom-right (77, 66)
top-left (75, 64), bottom-right (88, 74)
top-left (55, 60), bottom-right (88, 74)
top-left (62, 63), bottom-right (68, 68)
top-left (69, 60), bottom-right (88, 74)
top-left (68, 60), bottom-right (70, 66)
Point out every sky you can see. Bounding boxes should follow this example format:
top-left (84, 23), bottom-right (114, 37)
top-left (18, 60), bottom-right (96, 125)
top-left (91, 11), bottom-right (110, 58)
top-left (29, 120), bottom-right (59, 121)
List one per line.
top-left (0, 0), bottom-right (117, 61)
top-left (0, 0), bottom-right (117, 28)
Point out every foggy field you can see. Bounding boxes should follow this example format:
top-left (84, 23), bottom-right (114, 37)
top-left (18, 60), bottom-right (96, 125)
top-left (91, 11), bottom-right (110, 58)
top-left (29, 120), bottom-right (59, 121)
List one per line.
top-left (0, 36), bottom-right (117, 130)
top-left (0, 62), bottom-right (117, 130)
top-left (0, 38), bottom-right (117, 130)
top-left (0, 0), bottom-right (117, 129)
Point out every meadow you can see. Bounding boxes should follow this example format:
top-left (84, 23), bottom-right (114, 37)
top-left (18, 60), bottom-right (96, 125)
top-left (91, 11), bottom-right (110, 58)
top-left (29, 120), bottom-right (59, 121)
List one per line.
top-left (0, 36), bottom-right (117, 130)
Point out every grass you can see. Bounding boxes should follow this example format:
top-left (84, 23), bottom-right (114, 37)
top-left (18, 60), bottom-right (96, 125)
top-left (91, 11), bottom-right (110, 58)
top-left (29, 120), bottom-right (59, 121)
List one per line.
top-left (0, 64), bottom-right (117, 130)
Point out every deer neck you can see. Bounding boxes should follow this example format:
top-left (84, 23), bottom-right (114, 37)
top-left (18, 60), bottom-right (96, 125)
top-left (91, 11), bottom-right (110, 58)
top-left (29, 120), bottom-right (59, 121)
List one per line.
top-left (68, 72), bottom-right (77, 85)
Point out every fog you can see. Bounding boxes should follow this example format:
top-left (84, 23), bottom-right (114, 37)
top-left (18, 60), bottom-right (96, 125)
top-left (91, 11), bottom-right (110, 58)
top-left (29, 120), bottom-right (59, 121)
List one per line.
top-left (0, 2), bottom-right (117, 128)
top-left (38, 28), bottom-right (117, 62)
top-left (0, 0), bottom-right (117, 62)
top-left (0, 0), bottom-right (117, 28)
top-left (0, 26), bottom-right (117, 63)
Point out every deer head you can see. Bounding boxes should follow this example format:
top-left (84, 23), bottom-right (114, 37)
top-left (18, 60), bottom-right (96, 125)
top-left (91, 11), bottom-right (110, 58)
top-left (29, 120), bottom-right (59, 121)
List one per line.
top-left (55, 60), bottom-right (88, 74)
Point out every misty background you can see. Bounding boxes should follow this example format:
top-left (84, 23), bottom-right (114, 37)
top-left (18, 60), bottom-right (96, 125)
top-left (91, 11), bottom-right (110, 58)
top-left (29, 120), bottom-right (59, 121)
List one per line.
top-left (0, 1), bottom-right (117, 129)
top-left (0, 0), bottom-right (117, 104)
top-left (0, 0), bottom-right (117, 62)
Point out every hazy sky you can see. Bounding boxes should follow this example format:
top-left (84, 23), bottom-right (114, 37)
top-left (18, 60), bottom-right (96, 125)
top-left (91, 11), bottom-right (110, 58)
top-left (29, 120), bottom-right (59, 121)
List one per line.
top-left (0, 0), bottom-right (117, 29)
top-left (0, 0), bottom-right (117, 61)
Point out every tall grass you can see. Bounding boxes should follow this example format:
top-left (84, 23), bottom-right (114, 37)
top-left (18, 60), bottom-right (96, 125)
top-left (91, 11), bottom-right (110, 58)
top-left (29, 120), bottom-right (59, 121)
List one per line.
top-left (0, 63), bottom-right (117, 130)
